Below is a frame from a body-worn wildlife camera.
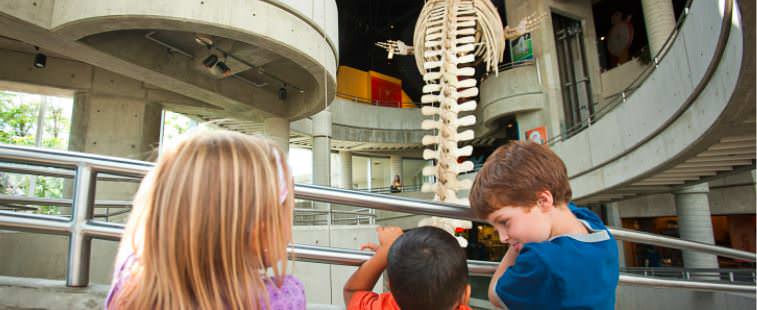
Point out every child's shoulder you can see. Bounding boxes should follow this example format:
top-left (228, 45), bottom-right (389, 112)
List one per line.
top-left (264, 275), bottom-right (306, 308)
top-left (515, 243), bottom-right (558, 271)
top-left (264, 274), bottom-right (304, 290)
top-left (568, 203), bottom-right (608, 230)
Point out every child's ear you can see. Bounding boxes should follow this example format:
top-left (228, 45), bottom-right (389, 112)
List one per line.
top-left (536, 191), bottom-right (555, 212)
top-left (460, 284), bottom-right (471, 306)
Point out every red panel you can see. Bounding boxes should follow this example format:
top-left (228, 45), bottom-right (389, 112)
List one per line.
top-left (370, 76), bottom-right (402, 107)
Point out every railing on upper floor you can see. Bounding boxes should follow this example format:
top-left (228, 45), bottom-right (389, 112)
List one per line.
top-left (0, 144), bottom-right (754, 294)
top-left (353, 184), bottom-right (422, 194)
top-left (335, 92), bottom-right (419, 108)
top-left (621, 267), bottom-right (756, 284)
top-left (545, 0), bottom-right (717, 145)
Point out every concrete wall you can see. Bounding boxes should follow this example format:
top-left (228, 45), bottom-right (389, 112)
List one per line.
top-left (599, 58), bottom-right (647, 105)
top-left (0, 0), bottom-right (338, 121)
top-left (504, 0), bottom-right (604, 140)
top-left (617, 171), bottom-right (756, 218)
top-left (0, 231), bottom-right (119, 284)
top-left (3, 274), bottom-right (755, 310)
top-left (0, 276), bottom-right (345, 309)
top-left (549, 0), bottom-right (745, 199)
top-left (0, 225), bottom-right (377, 306)
top-left (616, 285), bottom-right (756, 310)
top-left (0, 276), bottom-right (110, 310)
top-left (291, 225), bottom-right (382, 305)
top-left (291, 97), bottom-right (425, 145)
top-left (477, 64), bottom-right (545, 139)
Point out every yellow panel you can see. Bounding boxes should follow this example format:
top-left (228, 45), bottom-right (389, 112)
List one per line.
top-left (401, 91), bottom-right (415, 108)
top-left (337, 66), bottom-right (369, 101)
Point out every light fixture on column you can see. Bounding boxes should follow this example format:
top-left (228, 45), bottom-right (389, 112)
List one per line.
top-left (33, 46), bottom-right (46, 69)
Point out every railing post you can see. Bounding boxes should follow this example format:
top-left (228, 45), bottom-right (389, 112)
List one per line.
top-left (67, 164), bottom-right (95, 287)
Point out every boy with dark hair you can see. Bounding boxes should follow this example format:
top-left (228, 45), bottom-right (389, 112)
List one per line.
top-left (344, 226), bottom-right (471, 310)
top-left (469, 141), bottom-right (618, 309)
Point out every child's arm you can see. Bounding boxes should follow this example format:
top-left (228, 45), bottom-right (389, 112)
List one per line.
top-left (488, 246), bottom-right (520, 309)
top-left (343, 226), bottom-right (403, 305)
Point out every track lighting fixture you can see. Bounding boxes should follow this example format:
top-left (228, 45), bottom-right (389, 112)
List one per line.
top-left (216, 61), bottom-right (231, 76)
top-left (33, 46), bottom-right (46, 69)
top-left (202, 54), bottom-right (219, 68)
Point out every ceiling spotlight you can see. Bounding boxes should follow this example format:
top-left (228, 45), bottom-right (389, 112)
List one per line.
top-left (216, 61), bottom-right (231, 76)
top-left (194, 35), bottom-right (214, 48)
top-left (202, 54), bottom-right (218, 68)
top-left (33, 46), bottom-right (46, 69)
top-left (278, 87), bottom-right (288, 100)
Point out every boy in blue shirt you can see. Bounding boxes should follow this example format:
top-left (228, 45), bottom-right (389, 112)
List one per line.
top-left (469, 141), bottom-right (619, 309)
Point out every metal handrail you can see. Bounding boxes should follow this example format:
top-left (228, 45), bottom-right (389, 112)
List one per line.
top-left (621, 267), bottom-right (756, 284)
top-left (0, 195), bottom-right (132, 208)
top-left (0, 162), bottom-right (141, 182)
top-left (0, 144), bottom-right (755, 293)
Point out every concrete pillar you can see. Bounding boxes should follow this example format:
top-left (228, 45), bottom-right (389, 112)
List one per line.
top-left (605, 203), bottom-right (626, 268)
top-left (68, 90), bottom-right (161, 204)
top-left (311, 109), bottom-right (332, 187)
top-left (366, 158), bottom-right (373, 190)
top-left (339, 151), bottom-right (353, 189)
top-left (263, 116), bottom-right (289, 154)
top-left (641, 0), bottom-right (676, 56)
top-left (674, 183), bottom-right (719, 270)
top-left (69, 91), bottom-right (162, 162)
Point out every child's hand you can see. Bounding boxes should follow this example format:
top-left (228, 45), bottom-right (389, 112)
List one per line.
top-left (360, 243), bottom-right (379, 252)
top-left (360, 226), bottom-right (403, 253)
top-left (502, 244), bottom-right (522, 268)
top-left (377, 226), bottom-right (403, 248)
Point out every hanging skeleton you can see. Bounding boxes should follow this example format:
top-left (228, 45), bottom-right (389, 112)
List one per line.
top-left (376, 2), bottom-right (543, 204)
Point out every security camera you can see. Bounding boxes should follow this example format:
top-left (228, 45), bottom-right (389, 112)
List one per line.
top-left (278, 87), bottom-right (288, 100)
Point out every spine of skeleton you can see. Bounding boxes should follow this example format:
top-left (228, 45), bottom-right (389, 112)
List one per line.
top-left (419, 0), bottom-right (478, 204)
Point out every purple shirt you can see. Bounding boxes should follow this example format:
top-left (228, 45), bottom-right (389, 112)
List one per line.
top-left (105, 254), bottom-right (306, 309)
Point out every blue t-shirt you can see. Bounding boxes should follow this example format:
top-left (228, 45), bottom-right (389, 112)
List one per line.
top-left (494, 203), bottom-right (619, 310)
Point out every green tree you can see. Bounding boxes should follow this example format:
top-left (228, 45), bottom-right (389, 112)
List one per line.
top-left (0, 91), bottom-right (71, 215)
top-left (0, 93), bottom-right (38, 145)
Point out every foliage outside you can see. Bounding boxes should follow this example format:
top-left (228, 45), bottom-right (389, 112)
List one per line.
top-left (0, 91), bottom-right (71, 215)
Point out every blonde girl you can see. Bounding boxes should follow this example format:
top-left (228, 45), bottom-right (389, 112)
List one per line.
top-left (106, 130), bottom-right (304, 309)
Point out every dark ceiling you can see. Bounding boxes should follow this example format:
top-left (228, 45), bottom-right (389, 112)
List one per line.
top-left (335, 1), bottom-right (507, 102)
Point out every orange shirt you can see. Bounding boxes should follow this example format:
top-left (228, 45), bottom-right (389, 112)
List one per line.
top-left (347, 291), bottom-right (472, 310)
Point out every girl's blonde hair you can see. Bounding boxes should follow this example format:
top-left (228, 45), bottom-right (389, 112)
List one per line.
top-left (110, 130), bottom-right (294, 309)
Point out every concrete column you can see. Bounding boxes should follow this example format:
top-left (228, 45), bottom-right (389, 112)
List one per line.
top-left (68, 90), bottom-right (161, 203)
top-left (674, 183), bottom-right (719, 270)
top-left (366, 158), bottom-right (373, 190)
top-left (69, 91), bottom-right (162, 161)
top-left (641, 0), bottom-right (676, 56)
top-left (339, 151), bottom-right (353, 189)
top-left (311, 109), bottom-right (332, 187)
top-left (605, 202), bottom-right (626, 268)
top-left (263, 116), bottom-right (289, 154)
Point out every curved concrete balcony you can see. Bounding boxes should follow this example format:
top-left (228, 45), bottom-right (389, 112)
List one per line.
top-left (291, 97), bottom-right (425, 152)
top-left (476, 62), bottom-right (546, 137)
top-left (549, 0), bottom-right (755, 204)
top-left (0, 0), bottom-right (338, 120)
